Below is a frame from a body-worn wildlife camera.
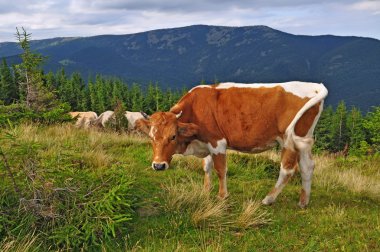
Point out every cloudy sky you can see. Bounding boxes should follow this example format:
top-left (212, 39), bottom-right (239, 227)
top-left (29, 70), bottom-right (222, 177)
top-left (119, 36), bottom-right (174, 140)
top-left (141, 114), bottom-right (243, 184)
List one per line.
top-left (0, 0), bottom-right (379, 42)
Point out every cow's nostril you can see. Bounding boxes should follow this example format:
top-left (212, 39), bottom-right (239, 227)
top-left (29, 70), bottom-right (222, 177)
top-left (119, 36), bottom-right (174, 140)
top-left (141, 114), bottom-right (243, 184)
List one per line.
top-left (153, 163), bottom-right (165, 170)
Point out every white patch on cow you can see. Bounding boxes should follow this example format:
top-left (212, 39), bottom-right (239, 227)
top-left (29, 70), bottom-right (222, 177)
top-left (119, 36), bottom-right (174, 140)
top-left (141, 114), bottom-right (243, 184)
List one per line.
top-left (149, 126), bottom-right (157, 140)
top-left (274, 164), bottom-right (295, 189)
top-left (307, 100), bottom-right (324, 137)
top-left (188, 85), bottom-right (212, 93)
top-left (298, 149), bottom-right (315, 207)
top-left (283, 83), bottom-right (328, 151)
top-left (207, 138), bottom-right (227, 155)
top-left (216, 81), bottom-right (325, 99)
top-left (263, 163), bottom-right (296, 205)
top-left (183, 140), bottom-right (210, 158)
top-left (203, 155), bottom-right (213, 173)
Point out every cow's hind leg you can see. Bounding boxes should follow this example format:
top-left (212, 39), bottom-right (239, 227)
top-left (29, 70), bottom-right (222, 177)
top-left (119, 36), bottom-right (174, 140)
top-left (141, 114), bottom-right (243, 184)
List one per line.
top-left (297, 143), bottom-right (315, 208)
top-left (262, 148), bottom-right (298, 205)
top-left (212, 154), bottom-right (228, 199)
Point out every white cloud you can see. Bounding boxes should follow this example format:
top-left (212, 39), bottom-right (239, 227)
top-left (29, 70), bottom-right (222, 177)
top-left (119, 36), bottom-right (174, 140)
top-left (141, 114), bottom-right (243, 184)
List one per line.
top-left (0, 0), bottom-right (379, 42)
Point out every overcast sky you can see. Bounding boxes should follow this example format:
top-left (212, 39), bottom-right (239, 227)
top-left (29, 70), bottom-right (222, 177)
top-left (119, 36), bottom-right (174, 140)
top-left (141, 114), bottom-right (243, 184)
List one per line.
top-left (0, 0), bottom-right (379, 42)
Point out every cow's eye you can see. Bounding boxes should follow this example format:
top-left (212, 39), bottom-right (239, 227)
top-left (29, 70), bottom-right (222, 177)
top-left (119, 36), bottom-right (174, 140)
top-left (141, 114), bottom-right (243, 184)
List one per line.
top-left (170, 135), bottom-right (176, 141)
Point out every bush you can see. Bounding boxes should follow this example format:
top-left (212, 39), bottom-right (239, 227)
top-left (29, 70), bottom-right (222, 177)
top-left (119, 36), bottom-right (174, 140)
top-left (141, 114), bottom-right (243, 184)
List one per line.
top-left (0, 103), bottom-right (72, 127)
top-left (0, 103), bottom-right (36, 126)
top-left (0, 126), bottom-right (136, 250)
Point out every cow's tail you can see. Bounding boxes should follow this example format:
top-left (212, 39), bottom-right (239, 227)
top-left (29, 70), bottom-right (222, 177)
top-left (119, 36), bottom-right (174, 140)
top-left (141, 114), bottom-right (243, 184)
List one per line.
top-left (284, 83), bottom-right (328, 151)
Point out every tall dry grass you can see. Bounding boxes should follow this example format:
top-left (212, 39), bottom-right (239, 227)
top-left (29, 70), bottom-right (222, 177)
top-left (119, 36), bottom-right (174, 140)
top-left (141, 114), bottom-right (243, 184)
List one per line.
top-left (163, 178), bottom-right (228, 226)
top-left (313, 155), bottom-right (380, 200)
top-left (163, 178), bottom-right (271, 229)
top-left (0, 234), bottom-right (40, 252)
top-left (232, 199), bottom-right (272, 229)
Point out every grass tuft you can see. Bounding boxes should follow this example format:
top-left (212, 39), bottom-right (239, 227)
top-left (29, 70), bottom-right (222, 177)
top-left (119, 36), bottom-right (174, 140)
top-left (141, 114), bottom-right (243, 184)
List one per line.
top-left (0, 234), bottom-right (40, 252)
top-left (191, 199), bottom-right (228, 227)
top-left (232, 199), bottom-right (272, 229)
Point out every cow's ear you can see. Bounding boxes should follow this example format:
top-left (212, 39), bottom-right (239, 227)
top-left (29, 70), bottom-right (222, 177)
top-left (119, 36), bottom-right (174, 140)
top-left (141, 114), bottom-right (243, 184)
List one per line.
top-left (135, 119), bottom-right (150, 135)
top-left (178, 122), bottom-right (199, 137)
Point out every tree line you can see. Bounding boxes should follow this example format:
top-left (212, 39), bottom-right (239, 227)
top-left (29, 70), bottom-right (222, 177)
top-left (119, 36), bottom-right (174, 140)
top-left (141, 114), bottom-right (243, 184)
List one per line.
top-left (0, 28), bottom-right (379, 156)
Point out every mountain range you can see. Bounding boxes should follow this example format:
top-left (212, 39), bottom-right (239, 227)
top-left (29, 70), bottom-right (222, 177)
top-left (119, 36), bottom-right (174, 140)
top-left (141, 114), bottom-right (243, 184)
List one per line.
top-left (0, 25), bottom-right (379, 111)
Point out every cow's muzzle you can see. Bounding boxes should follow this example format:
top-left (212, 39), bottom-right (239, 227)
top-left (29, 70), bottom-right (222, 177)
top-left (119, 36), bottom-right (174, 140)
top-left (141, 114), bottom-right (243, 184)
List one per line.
top-left (152, 162), bottom-right (169, 171)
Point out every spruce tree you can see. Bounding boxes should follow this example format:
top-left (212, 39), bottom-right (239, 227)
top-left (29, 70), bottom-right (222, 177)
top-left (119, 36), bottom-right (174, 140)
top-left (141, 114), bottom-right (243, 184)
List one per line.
top-left (314, 105), bottom-right (334, 152)
top-left (363, 106), bottom-right (380, 153)
top-left (88, 82), bottom-right (97, 112)
top-left (70, 72), bottom-right (85, 110)
top-left (347, 106), bottom-right (366, 155)
top-left (144, 83), bottom-right (156, 113)
top-left (0, 58), bottom-right (14, 104)
top-left (14, 27), bottom-right (55, 111)
top-left (331, 101), bottom-right (349, 152)
top-left (95, 75), bottom-right (105, 113)
top-left (130, 83), bottom-right (143, 112)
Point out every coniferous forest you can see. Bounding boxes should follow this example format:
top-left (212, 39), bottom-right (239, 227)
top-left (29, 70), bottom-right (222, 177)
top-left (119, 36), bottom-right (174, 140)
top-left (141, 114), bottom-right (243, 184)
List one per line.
top-left (0, 28), bottom-right (379, 156)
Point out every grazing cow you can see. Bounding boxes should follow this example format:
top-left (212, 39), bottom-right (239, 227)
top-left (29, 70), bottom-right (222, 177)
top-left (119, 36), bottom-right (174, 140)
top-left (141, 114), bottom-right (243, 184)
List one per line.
top-left (91, 111), bottom-right (146, 129)
top-left (92, 111), bottom-right (115, 127)
top-left (125, 111), bottom-right (145, 130)
top-left (136, 81), bottom-right (328, 208)
top-left (69, 111), bottom-right (98, 129)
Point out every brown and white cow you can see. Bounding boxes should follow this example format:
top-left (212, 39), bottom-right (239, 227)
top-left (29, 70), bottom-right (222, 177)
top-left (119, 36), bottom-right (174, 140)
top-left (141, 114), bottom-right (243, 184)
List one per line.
top-left (69, 111), bottom-right (98, 129)
top-left (136, 81), bottom-right (328, 208)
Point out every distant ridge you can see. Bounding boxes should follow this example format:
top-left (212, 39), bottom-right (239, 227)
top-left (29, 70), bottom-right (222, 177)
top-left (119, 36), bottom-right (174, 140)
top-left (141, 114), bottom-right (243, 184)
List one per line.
top-left (1, 25), bottom-right (379, 110)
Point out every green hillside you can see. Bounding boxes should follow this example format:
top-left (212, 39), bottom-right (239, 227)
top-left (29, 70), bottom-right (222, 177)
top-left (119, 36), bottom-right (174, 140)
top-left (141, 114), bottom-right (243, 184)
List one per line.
top-left (1, 124), bottom-right (379, 251)
top-left (1, 25), bottom-right (380, 110)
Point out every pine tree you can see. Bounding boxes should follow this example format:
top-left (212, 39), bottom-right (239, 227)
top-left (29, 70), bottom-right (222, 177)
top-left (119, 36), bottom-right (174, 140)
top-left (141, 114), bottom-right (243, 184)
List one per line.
top-left (331, 101), bottom-right (349, 152)
top-left (44, 71), bottom-right (56, 90)
top-left (347, 106), bottom-right (366, 155)
top-left (70, 72), bottom-right (85, 110)
top-left (314, 105), bottom-right (334, 152)
top-left (111, 81), bottom-right (124, 108)
top-left (363, 106), bottom-right (380, 153)
top-left (88, 82), bottom-right (97, 112)
top-left (95, 75), bottom-right (105, 113)
top-left (144, 83), bottom-right (156, 113)
top-left (12, 64), bottom-right (24, 102)
top-left (14, 27), bottom-right (55, 111)
top-left (0, 58), bottom-right (14, 104)
top-left (130, 83), bottom-right (143, 112)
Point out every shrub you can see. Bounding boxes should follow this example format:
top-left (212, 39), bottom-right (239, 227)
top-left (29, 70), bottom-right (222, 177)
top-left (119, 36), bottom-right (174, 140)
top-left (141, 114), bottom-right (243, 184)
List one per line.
top-left (0, 102), bottom-right (72, 127)
top-left (0, 125), bottom-right (136, 250)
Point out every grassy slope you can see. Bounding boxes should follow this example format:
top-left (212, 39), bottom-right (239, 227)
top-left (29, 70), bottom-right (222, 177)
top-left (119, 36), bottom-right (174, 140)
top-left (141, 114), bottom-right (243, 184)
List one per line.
top-left (0, 124), bottom-right (379, 251)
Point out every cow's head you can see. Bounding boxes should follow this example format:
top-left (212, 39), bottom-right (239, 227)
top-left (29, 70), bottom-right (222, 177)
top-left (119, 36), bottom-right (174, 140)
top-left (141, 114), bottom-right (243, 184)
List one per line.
top-left (136, 111), bottom-right (199, 170)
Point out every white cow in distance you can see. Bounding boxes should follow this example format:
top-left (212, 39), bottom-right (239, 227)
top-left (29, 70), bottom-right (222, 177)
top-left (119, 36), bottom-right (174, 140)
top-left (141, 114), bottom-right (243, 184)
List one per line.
top-left (125, 111), bottom-right (145, 129)
top-left (69, 111), bottom-right (98, 129)
top-left (92, 110), bottom-right (115, 127)
top-left (91, 110), bottom-right (146, 130)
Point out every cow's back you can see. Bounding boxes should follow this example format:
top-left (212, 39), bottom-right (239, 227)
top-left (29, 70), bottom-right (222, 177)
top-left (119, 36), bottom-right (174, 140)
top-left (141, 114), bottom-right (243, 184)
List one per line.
top-left (176, 82), bottom-right (325, 151)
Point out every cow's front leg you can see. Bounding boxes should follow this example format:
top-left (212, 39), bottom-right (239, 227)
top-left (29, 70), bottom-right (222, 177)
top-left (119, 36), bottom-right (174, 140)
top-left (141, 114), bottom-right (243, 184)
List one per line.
top-left (212, 154), bottom-right (228, 199)
top-left (202, 155), bottom-right (213, 192)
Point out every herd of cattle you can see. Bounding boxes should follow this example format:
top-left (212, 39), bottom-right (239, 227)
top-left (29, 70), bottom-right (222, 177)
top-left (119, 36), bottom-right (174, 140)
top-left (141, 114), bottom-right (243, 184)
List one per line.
top-left (68, 110), bottom-right (144, 130)
top-left (69, 81), bottom-right (328, 208)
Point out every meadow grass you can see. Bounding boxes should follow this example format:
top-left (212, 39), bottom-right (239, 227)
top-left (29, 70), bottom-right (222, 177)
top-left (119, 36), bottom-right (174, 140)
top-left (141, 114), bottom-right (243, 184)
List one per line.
top-left (0, 123), bottom-right (379, 251)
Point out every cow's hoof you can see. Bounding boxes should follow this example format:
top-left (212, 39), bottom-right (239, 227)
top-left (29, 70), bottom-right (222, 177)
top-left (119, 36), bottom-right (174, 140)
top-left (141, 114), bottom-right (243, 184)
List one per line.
top-left (217, 193), bottom-right (229, 200)
top-left (297, 201), bottom-right (308, 209)
top-left (262, 196), bottom-right (275, 205)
